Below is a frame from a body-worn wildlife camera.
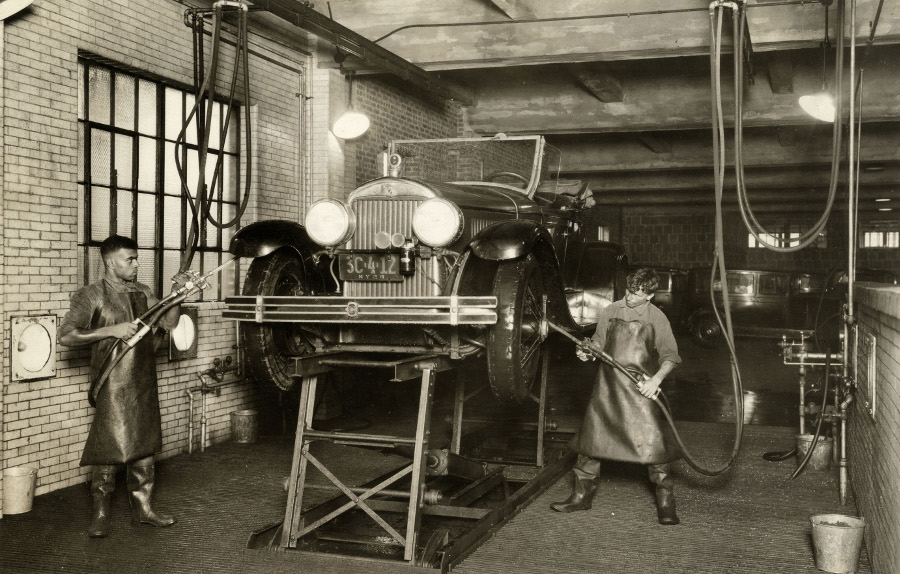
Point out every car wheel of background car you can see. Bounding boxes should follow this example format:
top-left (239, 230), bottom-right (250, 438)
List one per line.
top-left (240, 249), bottom-right (311, 392)
top-left (691, 313), bottom-right (723, 348)
top-left (487, 253), bottom-right (546, 403)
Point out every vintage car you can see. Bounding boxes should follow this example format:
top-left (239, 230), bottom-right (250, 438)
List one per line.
top-left (686, 266), bottom-right (898, 347)
top-left (223, 135), bottom-right (627, 403)
top-left (686, 267), bottom-right (811, 347)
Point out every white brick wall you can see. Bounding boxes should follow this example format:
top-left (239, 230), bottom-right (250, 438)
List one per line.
top-left (850, 284), bottom-right (900, 574)
top-left (0, 0), bottom-right (463, 514)
top-left (0, 0), bottom-right (313, 503)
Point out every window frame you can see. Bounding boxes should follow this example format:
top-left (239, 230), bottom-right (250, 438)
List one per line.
top-left (77, 56), bottom-right (242, 300)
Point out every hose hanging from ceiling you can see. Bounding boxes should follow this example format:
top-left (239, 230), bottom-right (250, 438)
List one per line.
top-left (733, 1), bottom-right (844, 252)
top-left (697, 1), bottom-right (745, 476)
top-left (177, 1), bottom-right (254, 272)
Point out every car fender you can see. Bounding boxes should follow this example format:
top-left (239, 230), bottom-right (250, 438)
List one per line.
top-left (469, 220), bottom-right (551, 261)
top-left (229, 219), bottom-right (318, 259)
top-left (229, 219), bottom-right (332, 293)
top-left (468, 220), bottom-right (582, 333)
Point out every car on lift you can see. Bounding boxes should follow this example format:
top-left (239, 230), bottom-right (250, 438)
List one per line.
top-left (223, 135), bottom-right (627, 403)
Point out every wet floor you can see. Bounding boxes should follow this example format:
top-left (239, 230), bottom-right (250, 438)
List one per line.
top-left (539, 333), bottom-right (814, 429)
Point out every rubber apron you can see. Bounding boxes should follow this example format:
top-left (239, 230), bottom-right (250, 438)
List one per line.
top-left (80, 281), bottom-right (162, 466)
top-left (570, 318), bottom-right (680, 464)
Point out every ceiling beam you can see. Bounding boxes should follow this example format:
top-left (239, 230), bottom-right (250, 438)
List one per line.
top-left (550, 123), bottom-right (900, 172)
top-left (247, 0), bottom-right (473, 104)
top-left (568, 64), bottom-right (623, 103)
top-left (484, 0), bottom-right (536, 20)
top-left (766, 52), bottom-right (794, 95)
top-left (459, 48), bottom-right (900, 135)
top-left (319, 0), bottom-right (898, 71)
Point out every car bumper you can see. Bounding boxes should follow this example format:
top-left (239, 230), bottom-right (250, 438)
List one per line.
top-left (223, 295), bottom-right (498, 325)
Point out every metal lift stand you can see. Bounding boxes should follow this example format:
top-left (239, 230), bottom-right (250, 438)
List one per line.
top-left (249, 349), bottom-right (574, 571)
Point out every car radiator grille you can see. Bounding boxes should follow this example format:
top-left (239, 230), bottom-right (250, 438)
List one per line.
top-left (345, 198), bottom-right (433, 297)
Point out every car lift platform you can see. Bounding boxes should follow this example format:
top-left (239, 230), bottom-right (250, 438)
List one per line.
top-left (246, 348), bottom-right (576, 572)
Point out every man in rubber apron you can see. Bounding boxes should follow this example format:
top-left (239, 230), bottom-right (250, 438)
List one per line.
top-left (60, 235), bottom-right (185, 538)
top-left (552, 268), bottom-right (682, 525)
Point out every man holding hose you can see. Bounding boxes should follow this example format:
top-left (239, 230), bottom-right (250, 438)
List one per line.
top-left (60, 235), bottom-right (189, 538)
top-left (551, 267), bottom-right (682, 525)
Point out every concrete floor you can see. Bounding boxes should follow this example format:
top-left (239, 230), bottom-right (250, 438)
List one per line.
top-left (0, 334), bottom-right (870, 573)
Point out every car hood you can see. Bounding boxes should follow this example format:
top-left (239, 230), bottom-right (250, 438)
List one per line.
top-left (349, 177), bottom-right (541, 215)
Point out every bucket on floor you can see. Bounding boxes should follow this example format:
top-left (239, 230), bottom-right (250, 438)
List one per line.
top-left (811, 514), bottom-right (865, 573)
top-left (3, 466), bottom-right (37, 514)
top-left (231, 409), bottom-right (258, 444)
top-left (796, 434), bottom-right (833, 472)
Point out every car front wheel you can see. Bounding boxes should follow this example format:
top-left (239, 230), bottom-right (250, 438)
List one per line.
top-left (487, 254), bottom-right (546, 403)
top-left (240, 249), bottom-right (312, 392)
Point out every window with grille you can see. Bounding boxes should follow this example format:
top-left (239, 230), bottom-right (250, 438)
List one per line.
top-left (862, 230), bottom-right (899, 248)
top-left (77, 58), bottom-right (240, 300)
top-left (747, 222), bottom-right (826, 249)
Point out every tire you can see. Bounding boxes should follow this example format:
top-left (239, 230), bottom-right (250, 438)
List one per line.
top-left (240, 250), bottom-right (311, 392)
top-left (691, 312), bottom-right (722, 348)
top-left (487, 254), bottom-right (546, 403)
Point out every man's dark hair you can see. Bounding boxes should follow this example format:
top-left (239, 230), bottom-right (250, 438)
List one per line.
top-left (100, 235), bottom-right (138, 259)
top-left (626, 268), bottom-right (660, 295)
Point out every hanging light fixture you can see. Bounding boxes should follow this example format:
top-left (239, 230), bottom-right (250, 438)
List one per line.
top-left (332, 70), bottom-right (370, 139)
top-left (799, 1), bottom-right (836, 122)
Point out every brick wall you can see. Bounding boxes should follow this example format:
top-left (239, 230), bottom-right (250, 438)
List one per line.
top-left (0, 0), bottom-right (464, 511)
top-left (351, 77), bottom-right (463, 185)
top-left (0, 0), bottom-right (312, 504)
top-left (850, 285), bottom-right (900, 574)
top-left (618, 206), bottom-right (899, 277)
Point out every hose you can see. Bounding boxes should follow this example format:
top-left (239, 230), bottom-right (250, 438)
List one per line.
top-left (548, 321), bottom-right (737, 477)
top-left (733, 1), bottom-right (844, 252)
top-left (178, 3), bottom-right (254, 272)
top-left (88, 259), bottom-right (239, 405)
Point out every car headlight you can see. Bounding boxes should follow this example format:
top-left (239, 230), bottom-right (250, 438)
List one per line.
top-left (412, 198), bottom-right (464, 248)
top-left (305, 199), bottom-right (356, 247)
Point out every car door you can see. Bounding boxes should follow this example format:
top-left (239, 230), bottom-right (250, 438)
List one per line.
top-left (567, 242), bottom-right (627, 328)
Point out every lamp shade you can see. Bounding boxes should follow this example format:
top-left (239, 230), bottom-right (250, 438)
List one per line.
top-left (798, 91), bottom-right (835, 122)
top-left (332, 109), bottom-right (370, 139)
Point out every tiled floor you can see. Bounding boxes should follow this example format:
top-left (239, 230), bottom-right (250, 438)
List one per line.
top-left (0, 336), bottom-right (871, 573)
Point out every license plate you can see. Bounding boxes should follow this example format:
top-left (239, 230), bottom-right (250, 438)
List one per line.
top-left (338, 253), bottom-right (403, 282)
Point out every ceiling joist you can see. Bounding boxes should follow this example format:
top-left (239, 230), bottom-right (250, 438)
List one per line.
top-left (248, 0), bottom-right (473, 104)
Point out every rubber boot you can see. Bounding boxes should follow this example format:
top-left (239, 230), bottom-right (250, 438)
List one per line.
top-left (126, 460), bottom-right (176, 527)
top-left (550, 477), bottom-right (598, 512)
top-left (648, 463), bottom-right (680, 525)
top-left (88, 465), bottom-right (116, 538)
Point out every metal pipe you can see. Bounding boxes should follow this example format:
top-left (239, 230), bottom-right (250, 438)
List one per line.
top-left (841, 0), bottom-right (857, 509)
top-left (799, 365), bottom-right (807, 435)
top-left (185, 389), bottom-right (197, 455)
top-left (185, 370), bottom-right (244, 454)
top-left (302, 483), bottom-right (442, 505)
top-left (839, 392), bottom-right (853, 504)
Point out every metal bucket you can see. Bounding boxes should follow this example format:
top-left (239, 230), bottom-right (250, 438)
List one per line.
top-left (3, 466), bottom-right (37, 514)
top-left (796, 434), bottom-right (833, 472)
top-left (231, 409), bottom-right (258, 444)
top-left (811, 514), bottom-right (865, 573)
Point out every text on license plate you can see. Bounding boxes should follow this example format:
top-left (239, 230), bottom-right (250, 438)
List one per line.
top-left (339, 253), bottom-right (403, 282)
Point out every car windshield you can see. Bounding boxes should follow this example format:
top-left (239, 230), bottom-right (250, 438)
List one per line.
top-left (388, 136), bottom-right (560, 197)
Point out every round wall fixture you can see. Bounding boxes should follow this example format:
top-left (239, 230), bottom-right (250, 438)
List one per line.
top-left (11, 315), bottom-right (57, 381)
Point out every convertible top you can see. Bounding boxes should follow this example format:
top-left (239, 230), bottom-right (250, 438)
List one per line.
top-left (534, 178), bottom-right (595, 208)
